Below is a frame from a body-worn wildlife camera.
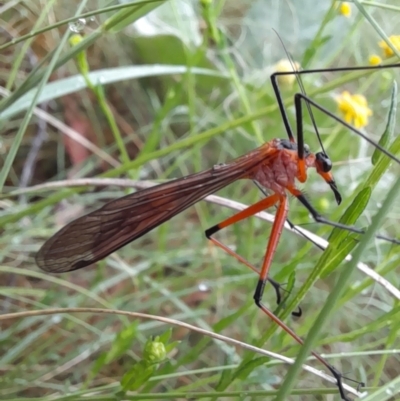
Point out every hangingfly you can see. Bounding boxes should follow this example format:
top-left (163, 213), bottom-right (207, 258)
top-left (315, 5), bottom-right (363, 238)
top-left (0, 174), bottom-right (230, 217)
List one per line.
top-left (35, 138), bottom-right (340, 273)
top-left (35, 61), bottom-right (400, 401)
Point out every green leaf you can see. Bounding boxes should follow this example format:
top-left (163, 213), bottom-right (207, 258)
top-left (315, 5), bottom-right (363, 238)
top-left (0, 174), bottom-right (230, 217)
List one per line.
top-left (104, 321), bottom-right (138, 364)
top-left (319, 304), bottom-right (400, 345)
top-left (286, 270), bottom-right (296, 295)
top-left (233, 356), bottom-right (270, 381)
top-left (273, 270), bottom-right (296, 315)
top-left (216, 366), bottom-right (233, 391)
top-left (359, 375), bottom-right (400, 401)
top-left (372, 81), bottom-right (397, 165)
top-left (328, 186), bottom-right (371, 246)
top-left (317, 187), bottom-right (371, 279)
top-left (164, 341), bottom-right (180, 354)
top-left (121, 361), bottom-right (156, 391)
top-left (0, 66), bottom-right (223, 121)
top-left (213, 301), bottom-right (253, 332)
top-left (319, 237), bottom-right (358, 279)
top-left (104, 0), bottom-right (166, 33)
top-left (158, 327), bottom-right (172, 344)
top-left (363, 105), bottom-right (400, 190)
top-left (88, 353), bottom-right (108, 382)
top-left (275, 149), bottom-right (400, 401)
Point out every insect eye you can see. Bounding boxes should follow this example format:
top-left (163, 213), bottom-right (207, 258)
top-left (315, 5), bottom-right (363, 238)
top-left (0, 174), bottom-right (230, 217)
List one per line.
top-left (315, 152), bottom-right (332, 173)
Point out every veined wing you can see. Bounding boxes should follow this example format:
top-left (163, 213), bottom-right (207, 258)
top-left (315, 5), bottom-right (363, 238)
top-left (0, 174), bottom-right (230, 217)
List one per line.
top-left (36, 144), bottom-right (276, 273)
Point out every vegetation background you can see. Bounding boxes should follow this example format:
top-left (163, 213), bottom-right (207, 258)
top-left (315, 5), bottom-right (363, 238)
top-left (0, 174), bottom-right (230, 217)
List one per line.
top-left (0, 0), bottom-right (399, 400)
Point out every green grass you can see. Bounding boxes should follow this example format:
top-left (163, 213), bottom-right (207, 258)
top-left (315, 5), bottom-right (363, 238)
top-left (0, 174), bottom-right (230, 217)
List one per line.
top-left (1, 1), bottom-right (400, 400)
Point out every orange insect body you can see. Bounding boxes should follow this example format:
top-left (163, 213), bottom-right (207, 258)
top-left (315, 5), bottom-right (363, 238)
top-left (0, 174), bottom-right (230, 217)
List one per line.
top-left (35, 60), bottom-right (400, 401)
top-left (35, 138), bottom-right (333, 273)
top-left (250, 139), bottom-right (317, 194)
top-left (36, 134), bottom-right (350, 397)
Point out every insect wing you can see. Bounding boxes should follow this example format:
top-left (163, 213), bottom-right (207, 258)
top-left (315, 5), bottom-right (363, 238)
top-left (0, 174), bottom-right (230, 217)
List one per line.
top-left (35, 149), bottom-right (273, 273)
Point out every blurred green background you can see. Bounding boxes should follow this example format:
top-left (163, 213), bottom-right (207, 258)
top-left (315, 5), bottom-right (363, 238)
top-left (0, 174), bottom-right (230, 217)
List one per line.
top-left (1, 1), bottom-right (400, 400)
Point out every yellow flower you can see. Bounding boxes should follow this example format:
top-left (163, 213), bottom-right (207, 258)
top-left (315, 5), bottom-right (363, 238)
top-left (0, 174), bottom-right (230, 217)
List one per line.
top-left (336, 91), bottom-right (372, 129)
top-left (339, 2), bottom-right (351, 17)
top-left (379, 35), bottom-right (400, 58)
top-left (369, 54), bottom-right (382, 66)
top-left (274, 59), bottom-right (300, 86)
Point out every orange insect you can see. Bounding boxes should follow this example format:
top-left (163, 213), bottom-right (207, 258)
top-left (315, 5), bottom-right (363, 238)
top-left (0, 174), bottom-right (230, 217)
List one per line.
top-left (36, 63), bottom-right (400, 400)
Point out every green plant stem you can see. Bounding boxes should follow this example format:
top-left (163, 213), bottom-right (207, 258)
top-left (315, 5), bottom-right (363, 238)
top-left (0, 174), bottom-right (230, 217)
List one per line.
top-left (94, 86), bottom-right (130, 165)
top-left (274, 172), bottom-right (400, 401)
top-left (0, 2), bottom-right (89, 190)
